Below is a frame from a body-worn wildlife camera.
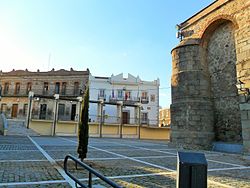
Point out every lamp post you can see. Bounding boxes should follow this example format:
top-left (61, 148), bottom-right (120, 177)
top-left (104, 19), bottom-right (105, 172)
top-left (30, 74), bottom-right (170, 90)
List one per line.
top-left (99, 99), bottom-right (104, 138)
top-left (236, 80), bottom-right (250, 102)
top-left (26, 91), bottom-right (34, 129)
top-left (52, 94), bottom-right (59, 136)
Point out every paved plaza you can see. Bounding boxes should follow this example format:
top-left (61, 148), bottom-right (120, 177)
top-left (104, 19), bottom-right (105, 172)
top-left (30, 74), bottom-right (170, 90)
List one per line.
top-left (0, 136), bottom-right (250, 188)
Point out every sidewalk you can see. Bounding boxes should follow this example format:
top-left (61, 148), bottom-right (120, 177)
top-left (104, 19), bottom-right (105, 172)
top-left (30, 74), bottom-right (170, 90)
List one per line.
top-left (6, 119), bottom-right (39, 136)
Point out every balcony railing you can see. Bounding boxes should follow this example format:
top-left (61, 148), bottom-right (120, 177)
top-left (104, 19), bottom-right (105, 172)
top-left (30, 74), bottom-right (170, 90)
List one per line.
top-left (98, 94), bottom-right (106, 101)
top-left (141, 97), bottom-right (149, 104)
top-left (141, 118), bottom-right (149, 125)
top-left (109, 95), bottom-right (140, 105)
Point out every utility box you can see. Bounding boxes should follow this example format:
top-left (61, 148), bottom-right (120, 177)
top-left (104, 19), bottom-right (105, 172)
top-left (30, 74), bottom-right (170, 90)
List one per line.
top-left (177, 151), bottom-right (207, 188)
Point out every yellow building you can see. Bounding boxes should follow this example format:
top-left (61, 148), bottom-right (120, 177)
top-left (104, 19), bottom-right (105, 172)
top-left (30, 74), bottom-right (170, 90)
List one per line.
top-left (159, 108), bottom-right (171, 127)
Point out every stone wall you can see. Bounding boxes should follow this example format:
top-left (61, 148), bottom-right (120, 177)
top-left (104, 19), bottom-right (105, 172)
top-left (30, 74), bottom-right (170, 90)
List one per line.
top-left (0, 69), bottom-right (89, 119)
top-left (171, 41), bottom-right (214, 148)
top-left (171, 0), bottom-right (249, 148)
top-left (207, 21), bottom-right (241, 142)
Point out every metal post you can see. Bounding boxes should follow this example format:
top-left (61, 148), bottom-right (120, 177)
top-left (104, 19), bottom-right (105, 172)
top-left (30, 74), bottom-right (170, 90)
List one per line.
top-left (138, 105), bottom-right (141, 139)
top-left (88, 164), bottom-right (92, 188)
top-left (118, 102), bottom-right (123, 139)
top-left (52, 94), bottom-right (59, 136)
top-left (26, 91), bottom-right (34, 129)
top-left (98, 99), bottom-right (104, 138)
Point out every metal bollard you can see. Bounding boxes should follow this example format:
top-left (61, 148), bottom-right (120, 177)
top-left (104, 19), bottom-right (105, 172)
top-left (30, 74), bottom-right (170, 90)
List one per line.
top-left (177, 151), bottom-right (207, 188)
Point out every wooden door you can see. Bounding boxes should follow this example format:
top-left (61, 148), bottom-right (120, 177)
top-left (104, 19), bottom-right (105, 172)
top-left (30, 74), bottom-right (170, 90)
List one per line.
top-left (11, 104), bottom-right (18, 118)
top-left (122, 112), bottom-right (129, 124)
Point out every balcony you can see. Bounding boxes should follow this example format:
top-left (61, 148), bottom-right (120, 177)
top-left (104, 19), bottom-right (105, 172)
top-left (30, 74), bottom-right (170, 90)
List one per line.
top-left (98, 94), bottom-right (106, 101)
top-left (109, 95), bottom-right (140, 105)
top-left (141, 118), bottom-right (149, 125)
top-left (140, 97), bottom-right (149, 104)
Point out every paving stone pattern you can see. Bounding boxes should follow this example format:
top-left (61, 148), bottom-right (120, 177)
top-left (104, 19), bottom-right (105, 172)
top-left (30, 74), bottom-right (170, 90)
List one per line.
top-left (0, 136), bottom-right (250, 187)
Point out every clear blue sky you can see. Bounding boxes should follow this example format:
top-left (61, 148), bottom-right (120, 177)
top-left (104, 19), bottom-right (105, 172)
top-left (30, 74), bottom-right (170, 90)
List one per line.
top-left (0, 0), bottom-right (213, 107)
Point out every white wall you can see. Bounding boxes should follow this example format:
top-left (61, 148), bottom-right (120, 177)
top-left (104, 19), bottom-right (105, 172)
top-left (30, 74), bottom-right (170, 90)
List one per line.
top-left (89, 73), bottom-right (159, 126)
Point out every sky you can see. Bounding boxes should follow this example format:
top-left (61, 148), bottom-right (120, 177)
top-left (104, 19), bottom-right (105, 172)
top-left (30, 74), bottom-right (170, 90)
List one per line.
top-left (0, 0), bottom-right (213, 108)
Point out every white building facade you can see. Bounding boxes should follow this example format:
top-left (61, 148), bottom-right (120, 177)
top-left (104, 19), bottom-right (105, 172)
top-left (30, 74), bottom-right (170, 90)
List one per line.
top-left (89, 73), bottom-right (160, 126)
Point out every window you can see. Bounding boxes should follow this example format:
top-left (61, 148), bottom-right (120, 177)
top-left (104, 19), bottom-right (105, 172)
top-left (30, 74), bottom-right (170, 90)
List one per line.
top-left (39, 104), bottom-right (47, 119)
top-left (74, 82), bottom-right (79, 95)
top-left (141, 92), bottom-right (148, 99)
top-left (150, 94), bottom-right (155, 102)
top-left (4, 83), bottom-right (9, 95)
top-left (55, 82), bottom-right (60, 94)
top-left (23, 104), bottom-right (28, 115)
top-left (43, 82), bottom-right (49, 95)
top-left (15, 83), bottom-right (20, 95)
top-left (141, 92), bottom-right (148, 103)
top-left (118, 90), bottom-right (123, 99)
top-left (58, 104), bottom-right (65, 120)
top-left (141, 112), bottom-right (148, 124)
top-left (1, 104), bottom-right (7, 113)
top-left (99, 89), bottom-right (105, 97)
top-left (26, 82), bottom-right (32, 94)
top-left (61, 82), bottom-right (67, 95)
top-left (125, 91), bottom-right (131, 100)
top-left (111, 89), bottom-right (115, 98)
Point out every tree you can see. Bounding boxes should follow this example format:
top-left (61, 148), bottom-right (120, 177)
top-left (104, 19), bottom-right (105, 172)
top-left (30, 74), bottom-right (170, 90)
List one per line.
top-left (77, 85), bottom-right (89, 161)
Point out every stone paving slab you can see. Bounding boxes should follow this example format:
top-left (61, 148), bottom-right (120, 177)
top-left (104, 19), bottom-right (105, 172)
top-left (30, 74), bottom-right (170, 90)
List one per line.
top-left (46, 150), bottom-right (119, 160)
top-left (59, 159), bottom-right (170, 179)
top-left (40, 146), bottom-right (77, 151)
top-left (104, 149), bottom-right (174, 157)
top-left (31, 137), bottom-right (76, 146)
top-left (0, 136), bottom-right (32, 144)
top-left (1, 136), bottom-right (250, 188)
top-left (0, 144), bottom-right (37, 150)
top-left (81, 174), bottom-right (176, 188)
top-left (1, 183), bottom-right (71, 188)
top-left (0, 161), bottom-right (64, 183)
top-left (0, 151), bottom-right (46, 160)
top-left (206, 154), bottom-right (250, 166)
top-left (208, 169), bottom-right (250, 187)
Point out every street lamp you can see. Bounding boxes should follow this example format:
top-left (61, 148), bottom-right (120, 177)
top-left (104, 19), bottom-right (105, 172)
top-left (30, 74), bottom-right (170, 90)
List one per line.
top-left (236, 80), bottom-right (250, 102)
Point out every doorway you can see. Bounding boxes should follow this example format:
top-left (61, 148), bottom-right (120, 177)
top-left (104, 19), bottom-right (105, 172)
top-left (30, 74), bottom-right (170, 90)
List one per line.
top-left (122, 111), bottom-right (130, 124)
top-left (71, 104), bottom-right (76, 121)
top-left (39, 104), bottom-right (47, 119)
top-left (11, 104), bottom-right (18, 118)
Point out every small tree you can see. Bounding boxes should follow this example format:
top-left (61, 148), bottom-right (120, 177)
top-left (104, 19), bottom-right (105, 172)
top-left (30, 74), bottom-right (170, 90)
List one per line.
top-left (77, 85), bottom-right (89, 161)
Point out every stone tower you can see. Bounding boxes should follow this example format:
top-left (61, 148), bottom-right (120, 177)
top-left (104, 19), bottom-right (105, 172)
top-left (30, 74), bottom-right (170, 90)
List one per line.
top-left (171, 0), bottom-right (250, 149)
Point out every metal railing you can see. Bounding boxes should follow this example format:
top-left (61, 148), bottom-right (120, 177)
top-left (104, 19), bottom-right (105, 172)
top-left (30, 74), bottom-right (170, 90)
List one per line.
top-left (64, 154), bottom-right (122, 188)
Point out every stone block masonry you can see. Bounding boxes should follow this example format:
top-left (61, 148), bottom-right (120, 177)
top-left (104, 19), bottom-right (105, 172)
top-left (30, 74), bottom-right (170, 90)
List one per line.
top-left (171, 0), bottom-right (249, 149)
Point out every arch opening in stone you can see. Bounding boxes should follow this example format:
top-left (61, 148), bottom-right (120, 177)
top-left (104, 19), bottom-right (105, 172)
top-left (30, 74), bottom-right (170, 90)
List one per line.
top-left (203, 20), bottom-right (242, 143)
